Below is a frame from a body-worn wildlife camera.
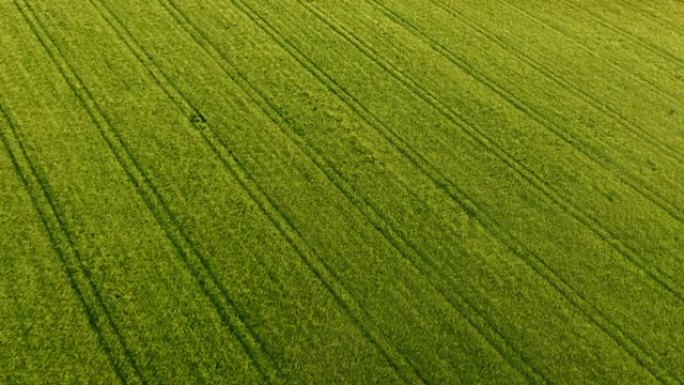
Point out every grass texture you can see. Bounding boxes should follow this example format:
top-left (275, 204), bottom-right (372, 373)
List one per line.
top-left (1, 0), bottom-right (683, 384)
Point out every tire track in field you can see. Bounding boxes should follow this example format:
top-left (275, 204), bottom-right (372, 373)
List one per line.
top-left (205, 1), bottom-right (551, 382)
top-left (292, 0), bottom-right (684, 378)
top-left (99, 0), bottom-right (548, 381)
top-left (430, 0), bottom-right (684, 170)
top-left (364, 0), bottom-right (684, 251)
top-left (226, 2), bottom-right (682, 384)
top-left (295, 0), bottom-right (684, 302)
top-left (365, 0), bottom-right (684, 221)
top-left (155, 2), bottom-right (432, 384)
top-left (361, 1), bottom-right (684, 375)
top-left (96, 0), bottom-right (427, 383)
top-left (611, 1), bottom-right (684, 38)
top-left (496, 0), bottom-right (684, 108)
top-left (416, 0), bottom-right (684, 175)
top-left (562, 0), bottom-right (684, 70)
top-left (13, 2), bottom-right (277, 383)
top-left (0, 102), bottom-right (143, 385)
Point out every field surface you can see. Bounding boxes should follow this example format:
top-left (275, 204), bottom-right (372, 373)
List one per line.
top-left (1, 1), bottom-right (683, 384)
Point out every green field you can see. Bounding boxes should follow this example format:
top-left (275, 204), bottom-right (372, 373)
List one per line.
top-left (1, 0), bottom-right (683, 384)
